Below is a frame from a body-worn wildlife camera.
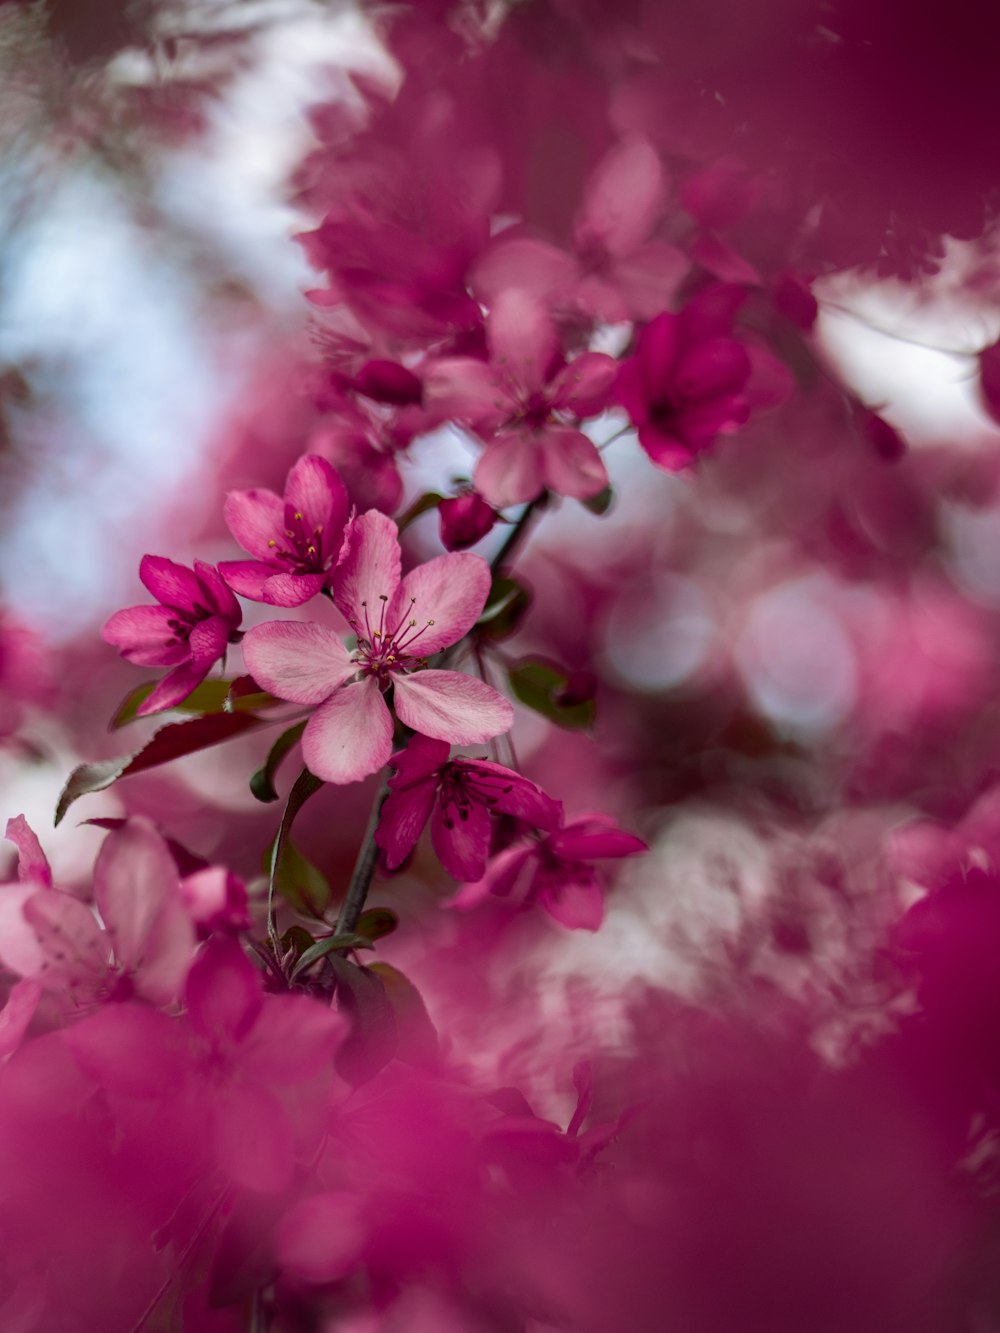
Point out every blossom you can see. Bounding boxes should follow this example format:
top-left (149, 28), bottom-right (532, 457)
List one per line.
top-left (453, 814), bottom-right (647, 931)
top-left (375, 733), bottom-right (561, 880)
top-left (425, 290), bottom-right (615, 507)
top-left (473, 137), bottom-right (688, 324)
top-left (438, 490), bottom-right (498, 551)
top-left (615, 287), bottom-right (753, 470)
top-left (219, 454), bottom-right (350, 606)
top-left (102, 555), bottom-right (243, 716)
top-left (242, 511), bottom-right (514, 784)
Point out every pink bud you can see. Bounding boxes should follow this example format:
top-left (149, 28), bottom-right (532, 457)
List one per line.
top-left (439, 491), bottom-right (498, 551)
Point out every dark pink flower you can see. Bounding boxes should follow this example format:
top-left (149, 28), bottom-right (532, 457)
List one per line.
top-left (426, 291), bottom-right (615, 507)
top-left (102, 556), bottom-right (242, 716)
top-left (616, 288), bottom-right (753, 470)
top-left (438, 491), bottom-right (498, 551)
top-left (375, 733), bottom-right (561, 880)
top-left (978, 338), bottom-right (1000, 426)
top-left (219, 454), bottom-right (350, 606)
top-left (242, 511), bottom-right (513, 784)
top-left (453, 814), bottom-right (647, 931)
top-left (473, 138), bottom-right (688, 324)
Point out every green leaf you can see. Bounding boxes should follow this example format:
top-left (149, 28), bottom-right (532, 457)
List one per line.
top-left (508, 659), bottom-right (596, 730)
top-left (396, 490), bottom-right (444, 533)
top-left (249, 721), bottom-right (307, 802)
top-left (56, 712), bottom-right (266, 825)
top-left (355, 907), bottom-right (399, 942)
top-left (327, 955), bottom-right (398, 1086)
top-left (109, 675), bottom-right (278, 729)
top-left (476, 574), bottom-right (532, 641)
top-left (368, 962), bottom-right (439, 1065)
top-left (266, 767), bottom-right (326, 917)
top-left (581, 484), bottom-right (614, 516)
top-left (289, 932), bottom-right (374, 982)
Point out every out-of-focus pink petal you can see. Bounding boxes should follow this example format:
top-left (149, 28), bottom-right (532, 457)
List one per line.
top-left (260, 571), bottom-right (326, 608)
top-left (132, 896), bottom-right (196, 1007)
top-left (978, 340), bottom-right (1000, 425)
top-left (214, 1082), bottom-right (294, 1194)
top-left (743, 340), bottom-right (794, 411)
top-left (690, 232), bottom-right (763, 286)
top-left (439, 492), bottom-right (497, 551)
top-left (186, 934), bottom-right (262, 1044)
top-left (552, 816), bottom-right (648, 861)
top-left (135, 659), bottom-right (215, 716)
top-left (775, 271), bottom-right (818, 329)
top-left (393, 670), bottom-right (513, 745)
top-left (575, 138), bottom-right (666, 258)
top-left (431, 798), bottom-right (492, 881)
top-left (223, 488), bottom-right (285, 560)
top-left (242, 621), bottom-right (356, 706)
top-left (180, 867), bottom-right (250, 934)
top-left (93, 819), bottom-right (178, 977)
top-left (637, 313), bottom-right (680, 397)
top-left (276, 1192), bottom-right (365, 1284)
top-left (677, 282), bottom-right (746, 340)
top-left (139, 554), bottom-right (206, 612)
top-left (302, 678), bottom-right (393, 784)
top-left (674, 393), bottom-right (749, 444)
top-left (0, 979), bottom-right (41, 1060)
top-left (538, 870), bottom-right (604, 931)
top-left (540, 426), bottom-right (609, 500)
top-left (474, 434), bottom-right (545, 507)
top-left (486, 290), bottom-right (559, 394)
top-left (390, 552), bottom-right (491, 657)
top-left (471, 236), bottom-right (576, 308)
top-left (612, 242), bottom-right (691, 319)
top-left (637, 429), bottom-right (697, 471)
top-left (284, 454), bottom-right (349, 544)
top-left (376, 779), bottom-right (438, 870)
top-left (454, 844), bottom-right (535, 906)
top-left (423, 357), bottom-right (510, 433)
top-left (22, 890), bottom-right (109, 997)
top-left (550, 352), bottom-right (618, 416)
top-left (334, 510), bottom-right (402, 629)
top-left (0, 883), bottom-right (45, 976)
top-left (673, 337), bottom-right (751, 401)
top-left (5, 816), bottom-right (52, 887)
top-left (355, 359), bottom-right (423, 406)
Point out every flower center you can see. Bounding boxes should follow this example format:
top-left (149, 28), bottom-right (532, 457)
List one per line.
top-left (349, 594), bottom-right (436, 685)
top-left (266, 509), bottom-right (325, 573)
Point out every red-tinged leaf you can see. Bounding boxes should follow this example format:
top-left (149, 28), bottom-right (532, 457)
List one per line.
top-left (250, 722), bottom-right (306, 803)
top-left (368, 962), bottom-right (438, 1066)
top-left (327, 954), bottom-right (397, 1086)
top-left (508, 658), bottom-right (596, 730)
top-left (265, 768), bottom-right (326, 925)
top-left (475, 574), bottom-right (532, 641)
top-left (979, 340), bottom-right (1000, 425)
top-left (56, 712), bottom-right (266, 825)
top-left (110, 676), bottom-right (279, 729)
top-left (289, 933), bottom-right (374, 982)
top-left (355, 907), bottom-right (398, 942)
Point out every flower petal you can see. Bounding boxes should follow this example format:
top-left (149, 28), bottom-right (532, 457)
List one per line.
top-left (637, 312), bottom-right (681, 398)
top-left (139, 555), bottom-right (207, 613)
top-left (389, 552), bottom-right (492, 657)
top-left (575, 138), bottom-right (666, 259)
top-left (302, 678), bottom-right (394, 784)
top-left (431, 797), bottom-right (492, 881)
top-left (136, 659), bottom-right (215, 716)
top-left (486, 290), bottom-right (559, 395)
top-left (456, 762), bottom-right (561, 829)
top-left (223, 487), bottom-right (285, 560)
top-left (193, 561), bottom-right (242, 623)
top-left (242, 621), bottom-right (356, 706)
top-left (551, 816), bottom-right (648, 860)
top-left (187, 615), bottom-right (230, 666)
top-left (612, 241), bottom-right (689, 320)
top-left (673, 337), bottom-right (751, 402)
top-left (93, 819), bottom-right (182, 979)
top-left (333, 510), bottom-right (402, 630)
top-left (474, 434), bottom-right (545, 508)
top-left (376, 777), bottom-right (437, 870)
top-left (4, 815), bottom-right (52, 887)
top-left (550, 352), bottom-right (618, 416)
top-left (218, 560), bottom-right (274, 602)
top-left (540, 426), bottom-right (609, 500)
top-left (423, 358), bottom-right (510, 433)
top-left (260, 571), bottom-right (326, 608)
top-left (537, 869), bottom-right (604, 931)
top-left (284, 455), bottom-right (349, 554)
top-left (471, 236), bottom-right (576, 308)
top-left (393, 670), bottom-right (513, 744)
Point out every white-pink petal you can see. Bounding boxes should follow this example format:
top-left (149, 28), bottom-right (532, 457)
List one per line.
top-left (243, 621), bottom-right (356, 706)
top-left (393, 670), bottom-right (513, 745)
top-left (474, 434), bottom-right (545, 508)
top-left (540, 426), bottom-right (609, 500)
top-left (94, 820), bottom-right (179, 978)
top-left (575, 137), bottom-right (667, 258)
top-left (390, 552), bottom-right (491, 657)
top-left (334, 510), bottom-right (403, 630)
top-left (486, 289), bottom-right (559, 396)
top-left (302, 677), bottom-right (394, 784)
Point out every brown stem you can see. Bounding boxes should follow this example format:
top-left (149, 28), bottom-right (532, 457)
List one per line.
top-left (335, 774), bottom-right (390, 935)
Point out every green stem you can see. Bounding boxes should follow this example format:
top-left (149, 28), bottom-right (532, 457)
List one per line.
top-left (335, 774), bottom-right (390, 935)
top-left (490, 494), bottom-right (546, 574)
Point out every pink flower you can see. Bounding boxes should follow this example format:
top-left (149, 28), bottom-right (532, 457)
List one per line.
top-left (616, 287), bottom-right (753, 470)
top-left (426, 290), bottom-right (615, 507)
top-left (375, 733), bottom-right (561, 880)
top-left (242, 511), bottom-right (514, 784)
top-left (0, 819), bottom-right (196, 1009)
top-left (219, 454), bottom-right (350, 606)
top-left (473, 137), bottom-right (688, 324)
top-left (453, 814), bottom-right (647, 931)
top-left (102, 555), bottom-right (242, 716)
top-left (438, 490), bottom-right (498, 551)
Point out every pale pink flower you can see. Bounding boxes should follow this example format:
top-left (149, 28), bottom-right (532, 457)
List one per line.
top-left (453, 814), bottom-right (647, 931)
top-left (425, 290), bottom-right (615, 507)
top-left (242, 511), bottom-right (513, 784)
top-left (219, 454), bottom-right (350, 606)
top-left (375, 733), bottom-right (560, 880)
top-left (102, 555), bottom-right (243, 716)
top-left (473, 138), bottom-right (688, 324)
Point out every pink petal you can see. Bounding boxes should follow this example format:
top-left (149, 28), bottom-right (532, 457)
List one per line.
top-left (637, 313), bottom-right (681, 398)
top-left (674, 393), bottom-right (749, 445)
top-left (223, 487), bottom-right (285, 560)
top-left (302, 678), bottom-right (394, 784)
top-left (5, 816), bottom-right (52, 887)
top-left (439, 492), bottom-right (498, 551)
top-left (690, 232), bottom-right (763, 286)
top-left (393, 670), bottom-right (513, 745)
top-left (0, 978), bottom-right (41, 1060)
top-left (131, 895), bottom-right (196, 1006)
top-left (550, 352), bottom-right (618, 416)
top-left (451, 844), bottom-right (535, 907)
top-left (575, 138), bottom-right (666, 258)
top-left (551, 816), bottom-right (648, 860)
top-left (0, 883), bottom-right (45, 976)
top-left (101, 605), bottom-right (187, 666)
top-left (135, 659), bottom-right (215, 716)
top-left (260, 571), bottom-right (326, 608)
top-left (333, 509), bottom-right (402, 630)
top-left (242, 621), bottom-right (356, 706)
top-left (456, 762), bottom-right (562, 829)
top-left (276, 1192), bottom-right (365, 1283)
top-left (474, 434), bottom-right (545, 507)
top-left (22, 889), bottom-right (110, 997)
top-left (284, 454), bottom-right (349, 547)
top-left (388, 732), bottom-right (451, 784)
top-left (423, 357), bottom-right (511, 433)
top-left (678, 282), bottom-right (746, 340)
top-left (218, 560), bottom-right (274, 601)
top-left (673, 337), bottom-right (751, 402)
top-left (743, 340), bottom-right (794, 411)
top-left (94, 819), bottom-right (179, 976)
top-left (139, 555), bottom-right (205, 612)
top-left (472, 235), bottom-right (576, 307)
top-left (538, 870), bottom-right (604, 931)
top-left (376, 779), bottom-right (437, 870)
top-left (389, 552), bottom-right (492, 657)
top-left (486, 289), bottom-right (559, 395)
top-left (193, 561), bottom-right (243, 623)
top-left (187, 614), bottom-right (230, 666)
top-left (612, 241), bottom-right (690, 320)
top-left (431, 798), bottom-right (492, 881)
top-left (637, 429), bottom-right (697, 471)
top-left (214, 1082), bottom-right (294, 1194)
top-left (540, 426), bottom-right (609, 500)
top-left (186, 934), bottom-right (262, 1044)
